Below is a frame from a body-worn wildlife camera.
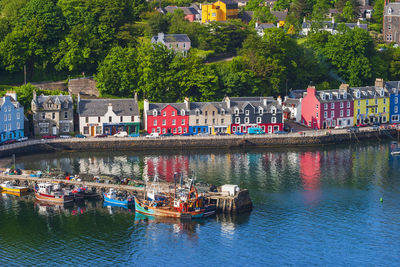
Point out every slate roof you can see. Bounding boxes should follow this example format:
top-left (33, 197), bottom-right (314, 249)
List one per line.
top-left (161, 6), bottom-right (199, 15)
top-left (78, 99), bottom-right (139, 116)
top-left (302, 21), bottom-right (368, 31)
top-left (256, 23), bottom-right (275, 30)
top-left (219, 0), bottom-right (239, 9)
top-left (289, 90), bottom-right (306, 99)
top-left (152, 34), bottom-right (191, 43)
top-left (33, 94), bottom-right (73, 109)
top-left (385, 81), bottom-right (400, 93)
top-left (349, 86), bottom-right (389, 100)
top-left (271, 11), bottom-right (287, 22)
top-left (0, 95), bottom-right (21, 108)
top-left (283, 98), bottom-right (300, 106)
top-left (315, 89), bottom-right (354, 102)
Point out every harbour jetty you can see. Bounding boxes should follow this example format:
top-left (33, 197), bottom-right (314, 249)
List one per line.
top-left (0, 174), bottom-right (253, 214)
top-left (0, 127), bottom-right (398, 158)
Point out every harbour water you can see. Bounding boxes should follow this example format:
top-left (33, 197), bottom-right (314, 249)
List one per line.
top-left (1, 141), bottom-right (400, 265)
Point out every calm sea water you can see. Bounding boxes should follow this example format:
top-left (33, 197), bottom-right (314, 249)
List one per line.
top-left (1, 141), bottom-right (400, 266)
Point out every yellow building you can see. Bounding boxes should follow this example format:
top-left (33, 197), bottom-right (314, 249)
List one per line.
top-left (351, 79), bottom-right (390, 125)
top-left (201, 0), bottom-right (239, 23)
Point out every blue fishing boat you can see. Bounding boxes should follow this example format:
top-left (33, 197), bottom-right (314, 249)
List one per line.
top-left (103, 189), bottom-right (134, 206)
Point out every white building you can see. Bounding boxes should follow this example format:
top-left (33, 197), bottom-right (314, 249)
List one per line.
top-left (78, 96), bottom-right (140, 136)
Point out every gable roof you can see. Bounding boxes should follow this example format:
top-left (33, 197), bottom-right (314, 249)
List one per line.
top-left (152, 33), bottom-right (191, 43)
top-left (78, 99), bottom-right (139, 116)
top-left (33, 94), bottom-right (73, 109)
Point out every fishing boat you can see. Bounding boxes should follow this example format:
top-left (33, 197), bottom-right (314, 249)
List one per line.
top-left (134, 177), bottom-right (211, 219)
top-left (103, 188), bottom-right (134, 206)
top-left (0, 181), bottom-right (29, 194)
top-left (34, 183), bottom-right (74, 204)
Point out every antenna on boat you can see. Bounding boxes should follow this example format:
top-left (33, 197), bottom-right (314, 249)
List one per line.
top-left (174, 172), bottom-right (177, 199)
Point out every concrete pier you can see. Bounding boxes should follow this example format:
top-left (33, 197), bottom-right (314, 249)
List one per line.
top-left (0, 174), bottom-right (253, 214)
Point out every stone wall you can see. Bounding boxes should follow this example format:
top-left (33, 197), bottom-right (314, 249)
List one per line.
top-left (0, 129), bottom-right (397, 158)
top-left (68, 77), bottom-right (99, 96)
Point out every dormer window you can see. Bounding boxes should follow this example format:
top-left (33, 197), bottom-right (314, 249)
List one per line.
top-left (245, 110), bottom-right (249, 115)
top-left (221, 109), bottom-right (225, 115)
top-left (380, 90), bottom-right (384, 97)
top-left (235, 108), bottom-right (239, 115)
top-left (356, 91), bottom-right (360, 98)
top-left (321, 93), bottom-right (325, 100)
top-left (389, 8), bottom-right (392, 14)
top-left (259, 108), bottom-right (263, 115)
top-left (195, 110), bottom-right (200, 116)
top-left (271, 107), bottom-right (276, 114)
top-left (329, 94), bottom-right (332, 100)
top-left (343, 92), bottom-right (347, 99)
top-left (153, 110), bottom-right (157, 116)
top-left (181, 109), bottom-right (185, 116)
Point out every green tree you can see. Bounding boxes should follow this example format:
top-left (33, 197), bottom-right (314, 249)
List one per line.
top-left (372, 0), bottom-right (384, 24)
top-left (96, 46), bottom-right (138, 97)
top-left (148, 12), bottom-right (169, 36)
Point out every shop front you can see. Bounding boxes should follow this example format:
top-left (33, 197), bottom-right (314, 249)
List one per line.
top-left (103, 122), bottom-right (140, 135)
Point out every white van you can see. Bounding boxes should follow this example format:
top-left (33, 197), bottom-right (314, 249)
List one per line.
top-left (113, 131), bottom-right (128, 137)
top-left (145, 132), bottom-right (160, 138)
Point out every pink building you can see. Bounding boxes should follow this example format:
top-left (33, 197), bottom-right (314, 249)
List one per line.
top-left (301, 85), bottom-right (354, 129)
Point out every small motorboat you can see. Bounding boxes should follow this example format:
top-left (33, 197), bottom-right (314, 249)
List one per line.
top-left (34, 183), bottom-right (74, 204)
top-left (391, 148), bottom-right (400, 155)
top-left (0, 181), bottom-right (29, 194)
top-left (103, 189), bottom-right (134, 206)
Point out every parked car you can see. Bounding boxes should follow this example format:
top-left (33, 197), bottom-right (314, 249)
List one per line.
top-left (234, 132), bottom-right (245, 136)
top-left (216, 132), bottom-right (229, 136)
top-left (357, 123), bottom-right (368, 127)
top-left (129, 133), bottom-right (140, 137)
top-left (146, 133), bottom-right (160, 138)
top-left (75, 134), bottom-right (87, 138)
top-left (347, 126), bottom-right (360, 133)
top-left (372, 122), bottom-right (381, 126)
top-left (60, 135), bottom-right (71, 139)
top-left (113, 131), bottom-right (128, 137)
top-left (180, 133), bottom-right (193, 136)
top-left (95, 134), bottom-right (108, 138)
top-left (42, 135), bottom-right (57, 139)
top-left (16, 137), bottom-right (28, 142)
top-left (371, 125), bottom-right (380, 130)
top-left (275, 131), bottom-right (289, 134)
top-left (248, 128), bottom-right (265, 135)
top-left (160, 133), bottom-right (173, 137)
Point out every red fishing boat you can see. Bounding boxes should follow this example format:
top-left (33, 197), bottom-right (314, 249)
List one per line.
top-left (34, 183), bottom-right (74, 204)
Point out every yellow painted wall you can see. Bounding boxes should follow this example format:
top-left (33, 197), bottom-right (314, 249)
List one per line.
top-left (201, 1), bottom-right (237, 23)
top-left (354, 97), bottom-right (390, 124)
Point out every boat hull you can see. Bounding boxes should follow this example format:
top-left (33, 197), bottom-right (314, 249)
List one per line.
top-left (134, 198), bottom-right (204, 219)
top-left (103, 193), bottom-right (134, 206)
top-left (34, 192), bottom-right (74, 204)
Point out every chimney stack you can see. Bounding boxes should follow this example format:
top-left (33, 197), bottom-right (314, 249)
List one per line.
top-left (224, 96), bottom-right (230, 109)
top-left (144, 99), bottom-right (149, 112)
top-left (277, 96), bottom-right (282, 106)
top-left (375, 78), bottom-right (384, 88)
top-left (6, 91), bottom-right (17, 101)
top-left (339, 83), bottom-right (349, 92)
top-left (184, 97), bottom-right (190, 110)
top-left (108, 103), bottom-right (113, 113)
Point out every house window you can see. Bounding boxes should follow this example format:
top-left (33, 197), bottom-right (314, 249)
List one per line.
top-left (109, 117), bottom-right (112, 122)
top-left (172, 111), bottom-right (175, 116)
top-left (120, 116), bottom-right (123, 122)
top-left (340, 102), bottom-right (344, 108)
top-left (184, 128), bottom-right (187, 133)
top-left (84, 127), bottom-right (89, 134)
top-left (153, 110), bottom-right (157, 116)
top-left (152, 128), bottom-right (155, 133)
top-left (8, 114), bottom-right (11, 120)
top-left (86, 117), bottom-right (89, 123)
top-left (3, 114), bottom-right (6, 121)
top-left (162, 119), bottom-right (166, 125)
top-left (178, 127), bottom-right (182, 133)
top-left (366, 100), bottom-right (369, 105)
top-left (316, 112), bottom-right (319, 118)
top-left (98, 117), bottom-right (101, 123)
top-left (383, 98), bottom-right (386, 104)
top-left (375, 99), bottom-right (378, 105)
top-left (324, 104), bottom-right (327, 109)
top-left (259, 108), bottom-right (263, 115)
top-left (52, 113), bottom-right (55, 120)
top-left (196, 110), bottom-right (200, 116)
top-left (153, 120), bottom-right (157, 126)
top-left (316, 104), bottom-right (319, 109)
top-left (235, 117), bottom-right (240, 124)
top-left (395, 97), bottom-right (399, 104)
top-left (331, 111), bottom-right (334, 118)
top-left (172, 119), bottom-right (176, 125)
top-left (366, 108), bottom-right (369, 114)
top-left (212, 111), bottom-right (215, 116)
top-left (340, 110), bottom-right (343, 117)
top-left (245, 110), bottom-right (249, 115)
top-left (357, 92), bottom-right (360, 98)
top-left (232, 126), bottom-right (236, 132)
top-left (347, 102), bottom-right (350, 108)
top-left (388, 24), bottom-right (392, 30)
top-left (383, 107), bottom-right (386, 113)
top-left (196, 119), bottom-right (199, 124)
top-left (205, 119), bottom-right (208, 123)
top-left (163, 111), bottom-right (166, 116)
top-left (272, 108), bottom-right (276, 115)
top-left (245, 117), bottom-right (249, 123)
top-left (64, 111), bottom-right (68, 119)
top-left (40, 127), bottom-right (48, 134)
top-left (347, 110), bottom-right (350, 116)
top-left (17, 122), bottom-right (20, 129)
top-left (257, 117), bottom-right (261, 123)
top-left (331, 103), bottom-right (335, 109)
top-left (272, 117), bottom-right (276, 123)
top-left (96, 127), bottom-right (101, 134)
top-left (173, 128), bottom-right (177, 133)
top-left (324, 111), bottom-right (327, 118)
top-left (62, 125), bottom-right (70, 132)
top-left (221, 119), bottom-right (224, 124)
top-left (221, 109), bottom-right (225, 115)
top-left (395, 106), bottom-right (398, 113)
top-left (329, 94), bottom-right (332, 100)
top-left (181, 110), bottom-right (185, 116)
top-left (181, 119), bottom-right (185, 125)
top-left (162, 128), bottom-right (166, 134)
top-left (212, 119), bottom-right (215, 124)
top-left (157, 127), bottom-right (160, 133)
top-left (235, 109), bottom-right (239, 115)
top-left (17, 112), bottom-right (20, 119)
top-left (205, 111), bottom-right (208, 116)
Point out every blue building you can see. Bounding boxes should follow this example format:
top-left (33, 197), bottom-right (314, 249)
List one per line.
top-left (387, 81), bottom-right (400, 123)
top-left (0, 92), bottom-right (24, 142)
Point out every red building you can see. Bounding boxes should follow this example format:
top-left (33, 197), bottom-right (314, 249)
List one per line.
top-left (144, 100), bottom-right (189, 135)
top-left (301, 85), bottom-right (354, 129)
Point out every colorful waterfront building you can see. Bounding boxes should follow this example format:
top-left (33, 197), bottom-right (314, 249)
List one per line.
top-left (201, 0), bottom-right (238, 23)
top-left (0, 92), bottom-right (24, 142)
top-left (78, 96), bottom-right (140, 136)
top-left (188, 100), bottom-right (232, 134)
top-left (143, 99), bottom-right (189, 135)
top-left (31, 92), bottom-right (73, 136)
top-left (225, 96), bottom-right (284, 133)
top-left (386, 81), bottom-right (400, 123)
top-left (301, 85), bottom-right (354, 129)
top-left (350, 79), bottom-right (390, 125)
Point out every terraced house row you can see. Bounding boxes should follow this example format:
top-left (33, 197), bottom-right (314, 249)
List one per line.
top-left (299, 79), bottom-right (400, 129)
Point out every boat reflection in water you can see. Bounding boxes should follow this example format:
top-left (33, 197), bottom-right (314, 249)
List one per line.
top-left (34, 200), bottom-right (88, 216)
top-left (102, 201), bottom-right (135, 215)
top-left (0, 190), bottom-right (29, 197)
